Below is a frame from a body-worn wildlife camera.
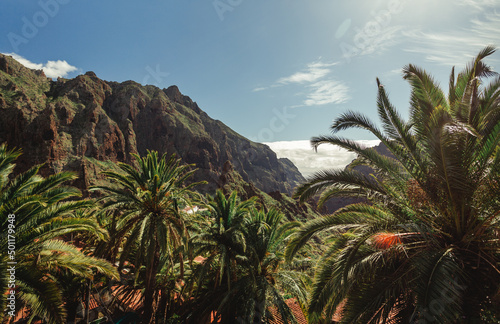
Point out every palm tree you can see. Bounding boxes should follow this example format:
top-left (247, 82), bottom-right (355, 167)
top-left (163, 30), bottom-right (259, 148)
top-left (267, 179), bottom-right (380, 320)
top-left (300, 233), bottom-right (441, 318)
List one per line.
top-left (240, 207), bottom-right (309, 324)
top-left (192, 203), bottom-right (308, 323)
top-left (91, 151), bottom-right (204, 324)
top-left (186, 190), bottom-right (256, 322)
top-left (192, 190), bottom-right (256, 290)
top-left (0, 144), bottom-right (118, 324)
top-left (287, 46), bottom-right (500, 323)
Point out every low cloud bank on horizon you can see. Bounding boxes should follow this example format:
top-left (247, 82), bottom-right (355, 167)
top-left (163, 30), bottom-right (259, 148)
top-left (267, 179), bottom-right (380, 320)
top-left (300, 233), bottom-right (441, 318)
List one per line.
top-left (264, 140), bottom-right (381, 178)
top-left (2, 53), bottom-right (78, 79)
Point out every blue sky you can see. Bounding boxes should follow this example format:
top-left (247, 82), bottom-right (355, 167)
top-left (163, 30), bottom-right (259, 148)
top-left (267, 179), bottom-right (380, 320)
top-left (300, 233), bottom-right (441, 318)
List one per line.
top-left (1, 0), bottom-right (500, 173)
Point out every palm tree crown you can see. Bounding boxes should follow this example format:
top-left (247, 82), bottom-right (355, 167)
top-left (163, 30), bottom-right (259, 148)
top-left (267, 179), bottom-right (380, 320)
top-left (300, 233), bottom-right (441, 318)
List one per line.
top-left (191, 190), bottom-right (256, 291)
top-left (287, 46), bottom-right (500, 323)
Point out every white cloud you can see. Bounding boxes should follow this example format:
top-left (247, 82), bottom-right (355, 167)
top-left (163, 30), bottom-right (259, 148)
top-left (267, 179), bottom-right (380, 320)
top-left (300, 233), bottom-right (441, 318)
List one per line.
top-left (304, 80), bottom-right (350, 106)
top-left (264, 140), bottom-right (380, 178)
top-left (3, 53), bottom-right (78, 78)
top-left (277, 62), bottom-right (337, 85)
top-left (252, 87), bottom-right (267, 92)
top-left (403, 11), bottom-right (500, 66)
top-left (255, 60), bottom-right (350, 107)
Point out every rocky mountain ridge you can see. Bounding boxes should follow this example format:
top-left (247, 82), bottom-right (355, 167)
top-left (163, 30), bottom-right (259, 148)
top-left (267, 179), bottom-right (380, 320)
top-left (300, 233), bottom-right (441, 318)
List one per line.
top-left (0, 54), bottom-right (304, 198)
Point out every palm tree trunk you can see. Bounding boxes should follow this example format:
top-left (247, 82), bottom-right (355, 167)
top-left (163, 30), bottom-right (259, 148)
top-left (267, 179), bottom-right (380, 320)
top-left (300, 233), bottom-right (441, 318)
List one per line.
top-left (85, 279), bottom-right (91, 324)
top-left (253, 301), bottom-right (265, 323)
top-left (144, 273), bottom-right (155, 324)
top-left (66, 299), bottom-right (79, 324)
top-left (143, 252), bottom-right (159, 324)
top-left (157, 287), bottom-right (168, 323)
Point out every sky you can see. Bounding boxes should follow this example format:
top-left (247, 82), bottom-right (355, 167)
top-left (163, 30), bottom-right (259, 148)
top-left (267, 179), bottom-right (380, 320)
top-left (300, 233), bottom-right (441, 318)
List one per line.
top-left (1, 0), bottom-right (500, 175)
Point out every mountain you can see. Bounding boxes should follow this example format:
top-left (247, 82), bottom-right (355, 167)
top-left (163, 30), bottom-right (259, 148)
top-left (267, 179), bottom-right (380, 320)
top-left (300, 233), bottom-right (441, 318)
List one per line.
top-left (0, 54), bottom-right (304, 200)
top-left (320, 142), bottom-right (391, 213)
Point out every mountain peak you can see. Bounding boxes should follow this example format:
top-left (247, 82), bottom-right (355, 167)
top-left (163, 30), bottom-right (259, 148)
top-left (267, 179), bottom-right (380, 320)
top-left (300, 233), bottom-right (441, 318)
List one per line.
top-left (165, 85), bottom-right (182, 101)
top-left (164, 85), bottom-right (202, 114)
top-left (84, 71), bottom-right (98, 78)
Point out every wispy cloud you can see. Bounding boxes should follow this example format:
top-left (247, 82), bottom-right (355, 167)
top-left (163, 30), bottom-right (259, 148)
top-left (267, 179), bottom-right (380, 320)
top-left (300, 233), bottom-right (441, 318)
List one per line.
top-left (2, 53), bottom-right (78, 78)
top-left (354, 25), bottom-right (403, 57)
top-left (252, 87), bottom-right (267, 92)
top-left (403, 11), bottom-right (500, 66)
top-left (458, 0), bottom-right (499, 11)
top-left (264, 140), bottom-right (380, 177)
top-left (277, 62), bottom-right (336, 85)
top-left (304, 80), bottom-right (349, 106)
top-left (254, 60), bottom-right (350, 107)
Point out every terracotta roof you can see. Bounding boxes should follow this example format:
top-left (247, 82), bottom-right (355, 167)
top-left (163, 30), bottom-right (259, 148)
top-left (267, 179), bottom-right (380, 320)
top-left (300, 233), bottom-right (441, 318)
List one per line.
top-left (111, 285), bottom-right (144, 312)
top-left (207, 299), bottom-right (307, 324)
top-left (194, 255), bottom-right (206, 263)
top-left (268, 298), bottom-right (307, 324)
top-left (89, 294), bottom-right (101, 310)
top-left (13, 307), bottom-right (43, 323)
top-left (15, 294), bottom-right (103, 323)
top-left (268, 298), bottom-right (344, 323)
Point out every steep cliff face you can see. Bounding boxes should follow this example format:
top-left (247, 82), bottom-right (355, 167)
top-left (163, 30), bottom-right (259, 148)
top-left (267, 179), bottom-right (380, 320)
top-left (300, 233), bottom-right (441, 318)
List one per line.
top-left (0, 54), bottom-right (304, 196)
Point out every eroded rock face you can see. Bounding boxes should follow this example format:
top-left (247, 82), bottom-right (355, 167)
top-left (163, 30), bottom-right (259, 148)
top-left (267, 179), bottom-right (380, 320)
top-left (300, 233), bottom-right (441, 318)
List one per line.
top-left (0, 54), bottom-right (304, 196)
